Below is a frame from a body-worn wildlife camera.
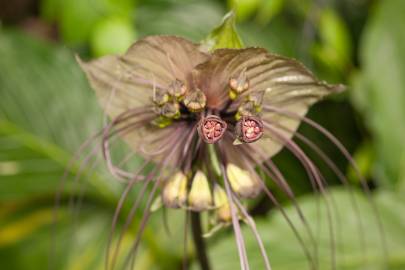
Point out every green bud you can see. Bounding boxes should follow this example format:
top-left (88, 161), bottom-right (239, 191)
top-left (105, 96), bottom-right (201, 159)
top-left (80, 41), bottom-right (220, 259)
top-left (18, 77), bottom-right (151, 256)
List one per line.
top-left (162, 172), bottom-right (188, 208)
top-left (183, 89), bottom-right (207, 112)
top-left (226, 163), bottom-right (261, 198)
top-left (188, 171), bottom-right (212, 211)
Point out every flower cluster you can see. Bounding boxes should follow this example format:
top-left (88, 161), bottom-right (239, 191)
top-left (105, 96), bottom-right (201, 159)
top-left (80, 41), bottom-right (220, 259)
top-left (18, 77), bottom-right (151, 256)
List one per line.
top-left (78, 34), bottom-right (343, 269)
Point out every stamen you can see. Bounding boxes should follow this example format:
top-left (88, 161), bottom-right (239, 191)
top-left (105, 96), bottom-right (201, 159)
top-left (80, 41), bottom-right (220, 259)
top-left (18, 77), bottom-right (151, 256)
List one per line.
top-left (229, 67), bottom-right (249, 99)
top-left (183, 88), bottom-right (207, 112)
top-left (248, 90), bottom-right (265, 107)
top-left (153, 87), bottom-right (169, 106)
top-left (236, 101), bottom-right (257, 120)
top-left (168, 79), bottom-right (187, 99)
top-left (161, 102), bottom-right (180, 119)
top-left (197, 115), bottom-right (227, 144)
top-left (235, 116), bottom-right (264, 143)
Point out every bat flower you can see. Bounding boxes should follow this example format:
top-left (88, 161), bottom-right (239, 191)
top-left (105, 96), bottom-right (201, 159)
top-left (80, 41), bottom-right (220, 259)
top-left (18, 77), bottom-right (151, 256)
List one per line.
top-left (78, 35), bottom-right (347, 269)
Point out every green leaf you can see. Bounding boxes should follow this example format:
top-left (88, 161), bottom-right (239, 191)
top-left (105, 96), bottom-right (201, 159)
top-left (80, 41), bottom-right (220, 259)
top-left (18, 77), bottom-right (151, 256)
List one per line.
top-left (0, 29), bottom-right (187, 269)
top-left (351, 0), bottom-right (405, 188)
top-left (200, 11), bottom-right (244, 52)
top-left (0, 29), bottom-right (118, 203)
top-left (205, 189), bottom-right (405, 269)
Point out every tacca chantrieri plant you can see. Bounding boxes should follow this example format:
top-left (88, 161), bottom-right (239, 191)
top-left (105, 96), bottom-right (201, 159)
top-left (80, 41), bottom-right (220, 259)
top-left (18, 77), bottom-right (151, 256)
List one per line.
top-left (72, 12), bottom-right (384, 270)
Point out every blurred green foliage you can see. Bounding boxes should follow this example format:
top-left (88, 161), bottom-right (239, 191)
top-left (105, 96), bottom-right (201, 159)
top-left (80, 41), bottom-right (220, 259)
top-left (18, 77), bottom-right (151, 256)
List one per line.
top-left (1, 0), bottom-right (405, 269)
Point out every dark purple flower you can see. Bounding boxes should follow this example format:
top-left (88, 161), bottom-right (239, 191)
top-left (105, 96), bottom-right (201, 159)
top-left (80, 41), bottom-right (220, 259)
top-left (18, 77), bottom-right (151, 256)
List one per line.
top-left (77, 35), bottom-right (353, 270)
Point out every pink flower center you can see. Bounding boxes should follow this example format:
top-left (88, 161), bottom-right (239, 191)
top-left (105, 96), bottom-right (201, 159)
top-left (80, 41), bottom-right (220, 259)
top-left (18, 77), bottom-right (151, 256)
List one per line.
top-left (242, 119), bottom-right (262, 142)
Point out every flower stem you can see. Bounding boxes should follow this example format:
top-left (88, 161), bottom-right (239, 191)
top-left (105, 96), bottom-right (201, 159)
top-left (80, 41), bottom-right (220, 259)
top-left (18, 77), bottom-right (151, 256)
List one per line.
top-left (191, 212), bottom-right (211, 270)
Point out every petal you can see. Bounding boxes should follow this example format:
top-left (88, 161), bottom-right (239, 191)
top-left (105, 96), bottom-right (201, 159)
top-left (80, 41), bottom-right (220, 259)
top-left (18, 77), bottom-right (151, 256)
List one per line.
top-left (247, 54), bottom-right (344, 162)
top-left (194, 48), bottom-right (268, 109)
top-left (78, 36), bottom-right (208, 163)
top-left (199, 47), bottom-right (343, 161)
top-left (78, 35), bottom-right (210, 119)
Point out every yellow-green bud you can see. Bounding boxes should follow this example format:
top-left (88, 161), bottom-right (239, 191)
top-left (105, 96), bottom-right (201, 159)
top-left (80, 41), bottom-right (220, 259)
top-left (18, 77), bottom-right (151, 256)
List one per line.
top-left (151, 116), bottom-right (173, 128)
top-left (162, 172), bottom-right (188, 208)
top-left (213, 185), bottom-right (232, 223)
top-left (188, 170), bottom-right (212, 211)
top-left (226, 163), bottom-right (261, 198)
top-left (183, 89), bottom-right (206, 112)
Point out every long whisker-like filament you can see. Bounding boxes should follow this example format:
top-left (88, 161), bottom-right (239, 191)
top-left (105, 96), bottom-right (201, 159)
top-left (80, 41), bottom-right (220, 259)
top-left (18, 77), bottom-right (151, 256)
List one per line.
top-left (263, 104), bottom-right (388, 262)
top-left (232, 194), bottom-right (272, 270)
top-left (105, 159), bottom-right (152, 270)
top-left (218, 144), bottom-right (250, 270)
top-left (237, 145), bottom-right (318, 269)
top-left (264, 122), bottom-right (337, 269)
top-left (266, 118), bottom-right (367, 260)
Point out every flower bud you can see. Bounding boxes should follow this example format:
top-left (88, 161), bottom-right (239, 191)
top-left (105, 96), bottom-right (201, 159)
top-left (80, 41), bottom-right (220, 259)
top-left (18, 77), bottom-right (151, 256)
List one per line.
top-left (226, 163), bottom-right (261, 198)
top-left (161, 101), bottom-right (180, 119)
top-left (188, 171), bottom-right (212, 211)
top-left (229, 68), bottom-right (249, 99)
top-left (168, 79), bottom-right (187, 99)
top-left (162, 172), bottom-right (188, 208)
top-left (213, 185), bottom-right (232, 223)
top-left (152, 87), bottom-right (169, 106)
top-left (197, 115), bottom-right (227, 144)
top-left (183, 89), bottom-right (207, 112)
top-left (235, 116), bottom-right (264, 143)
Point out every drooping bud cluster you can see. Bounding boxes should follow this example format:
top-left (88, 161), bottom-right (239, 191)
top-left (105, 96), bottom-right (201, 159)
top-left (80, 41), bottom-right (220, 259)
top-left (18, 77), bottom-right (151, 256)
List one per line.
top-left (162, 170), bottom-right (214, 212)
top-left (162, 170), bottom-right (213, 212)
top-left (235, 116), bottom-right (264, 143)
top-left (197, 115), bottom-right (227, 144)
top-left (161, 164), bottom-right (257, 226)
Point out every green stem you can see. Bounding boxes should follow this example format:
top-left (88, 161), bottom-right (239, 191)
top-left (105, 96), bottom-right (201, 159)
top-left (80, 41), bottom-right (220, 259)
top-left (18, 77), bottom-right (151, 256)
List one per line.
top-left (191, 212), bottom-right (211, 270)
